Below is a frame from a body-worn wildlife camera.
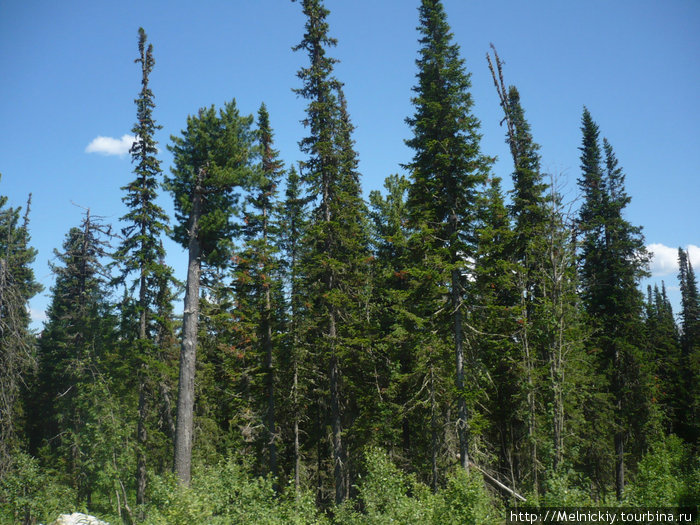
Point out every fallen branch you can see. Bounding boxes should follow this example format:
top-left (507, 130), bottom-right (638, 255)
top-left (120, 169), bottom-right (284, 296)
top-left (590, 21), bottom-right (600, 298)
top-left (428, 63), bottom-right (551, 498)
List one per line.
top-left (469, 460), bottom-right (527, 502)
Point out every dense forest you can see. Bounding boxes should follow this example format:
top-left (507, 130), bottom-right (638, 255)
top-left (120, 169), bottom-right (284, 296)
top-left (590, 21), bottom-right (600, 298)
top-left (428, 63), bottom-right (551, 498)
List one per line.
top-left (1, 0), bottom-right (698, 523)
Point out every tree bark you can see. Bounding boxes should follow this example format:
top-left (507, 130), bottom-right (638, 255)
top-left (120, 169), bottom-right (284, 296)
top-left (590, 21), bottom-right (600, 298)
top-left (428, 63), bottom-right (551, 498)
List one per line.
top-left (452, 268), bottom-right (468, 471)
top-left (263, 204), bottom-right (277, 485)
top-left (173, 168), bottom-right (203, 485)
top-left (430, 363), bottom-right (438, 493)
top-left (136, 377), bottom-right (147, 506)
top-left (136, 222), bottom-right (148, 506)
top-left (293, 363), bottom-right (300, 496)
top-left (330, 313), bottom-right (345, 505)
top-left (614, 347), bottom-right (624, 500)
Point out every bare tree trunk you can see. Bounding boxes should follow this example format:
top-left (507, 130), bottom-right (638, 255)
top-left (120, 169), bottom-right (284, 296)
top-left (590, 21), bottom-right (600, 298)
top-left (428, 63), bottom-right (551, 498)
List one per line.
top-left (430, 363), bottom-right (438, 493)
top-left (614, 348), bottom-right (624, 500)
top-left (615, 429), bottom-right (624, 500)
top-left (523, 327), bottom-right (538, 491)
top-left (159, 381), bottom-right (176, 440)
top-left (263, 205), bottom-right (277, 485)
top-left (330, 312), bottom-right (345, 505)
top-left (550, 295), bottom-right (565, 472)
top-left (135, 378), bottom-right (147, 506)
top-left (173, 169), bottom-right (203, 486)
top-left (136, 250), bottom-right (148, 506)
top-left (452, 268), bottom-right (468, 471)
top-left (293, 361), bottom-right (300, 496)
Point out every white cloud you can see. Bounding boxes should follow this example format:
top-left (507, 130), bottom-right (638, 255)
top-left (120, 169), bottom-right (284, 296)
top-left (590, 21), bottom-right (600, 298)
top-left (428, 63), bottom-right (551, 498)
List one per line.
top-left (689, 245), bottom-right (700, 268)
top-left (647, 243), bottom-right (700, 277)
top-left (85, 134), bottom-right (136, 156)
top-left (28, 308), bottom-right (47, 324)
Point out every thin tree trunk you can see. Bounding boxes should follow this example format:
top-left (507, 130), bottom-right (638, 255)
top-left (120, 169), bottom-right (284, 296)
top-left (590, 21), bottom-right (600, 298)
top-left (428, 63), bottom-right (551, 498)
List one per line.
top-left (452, 268), bottom-right (468, 471)
top-left (550, 312), bottom-right (564, 472)
top-left (524, 334), bottom-right (538, 491)
top-left (136, 245), bottom-right (148, 506)
top-left (173, 168), bottom-right (203, 485)
top-left (615, 429), bottom-right (624, 500)
top-left (330, 312), bottom-right (345, 505)
top-left (136, 377), bottom-right (147, 506)
top-left (316, 403), bottom-right (323, 504)
top-left (430, 363), bottom-right (438, 493)
top-left (159, 381), bottom-right (176, 441)
top-left (263, 204), bottom-right (277, 485)
top-left (294, 362), bottom-right (300, 496)
top-left (520, 284), bottom-right (538, 492)
top-left (291, 269), bottom-right (301, 497)
top-left (614, 347), bottom-right (624, 500)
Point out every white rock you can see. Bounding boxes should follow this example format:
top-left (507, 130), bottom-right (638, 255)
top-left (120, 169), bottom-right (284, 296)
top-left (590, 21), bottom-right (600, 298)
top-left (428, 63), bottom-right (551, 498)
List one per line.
top-left (51, 512), bottom-right (109, 525)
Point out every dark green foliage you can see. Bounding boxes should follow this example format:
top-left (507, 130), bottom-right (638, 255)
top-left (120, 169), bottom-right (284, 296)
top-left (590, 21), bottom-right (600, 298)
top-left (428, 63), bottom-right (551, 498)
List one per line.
top-left (368, 174), bottom-right (417, 461)
top-left (276, 165), bottom-right (310, 493)
top-left (293, 0), bottom-right (372, 504)
top-left (644, 283), bottom-right (683, 434)
top-left (5, 7), bottom-right (698, 519)
top-left (166, 100), bottom-right (255, 267)
top-left (0, 188), bottom-right (41, 476)
top-left (677, 248), bottom-right (700, 444)
top-left (114, 27), bottom-right (170, 303)
top-left (112, 27), bottom-right (176, 507)
top-left (31, 213), bottom-right (133, 516)
top-left (471, 177), bottom-right (521, 485)
top-left (228, 103), bottom-right (285, 479)
top-left (577, 108), bottom-right (652, 499)
top-left (403, 0), bottom-right (491, 482)
top-left (166, 99), bottom-right (256, 484)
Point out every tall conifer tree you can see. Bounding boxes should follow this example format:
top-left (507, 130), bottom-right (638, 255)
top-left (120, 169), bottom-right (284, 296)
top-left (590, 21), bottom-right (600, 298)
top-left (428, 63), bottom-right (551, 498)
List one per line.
top-left (644, 282), bottom-right (682, 433)
top-left (34, 212), bottom-right (127, 509)
top-left (577, 109), bottom-right (650, 500)
top-left (166, 101), bottom-right (255, 485)
top-left (292, 0), bottom-right (370, 503)
top-left (0, 189), bottom-right (40, 476)
top-left (404, 0), bottom-right (491, 475)
top-left (230, 103), bottom-right (285, 481)
top-left (677, 248), bottom-right (699, 443)
top-left (278, 165), bottom-right (308, 494)
top-left (112, 27), bottom-right (173, 505)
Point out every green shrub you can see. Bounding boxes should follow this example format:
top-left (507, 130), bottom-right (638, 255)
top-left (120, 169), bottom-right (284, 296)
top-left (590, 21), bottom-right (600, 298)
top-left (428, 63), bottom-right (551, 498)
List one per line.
top-left (0, 451), bottom-right (76, 524)
top-left (434, 467), bottom-right (501, 525)
top-left (626, 434), bottom-right (695, 506)
top-left (335, 447), bottom-right (437, 525)
top-left (541, 469), bottom-right (595, 506)
top-left (335, 448), bottom-right (499, 525)
top-left (143, 459), bottom-right (326, 524)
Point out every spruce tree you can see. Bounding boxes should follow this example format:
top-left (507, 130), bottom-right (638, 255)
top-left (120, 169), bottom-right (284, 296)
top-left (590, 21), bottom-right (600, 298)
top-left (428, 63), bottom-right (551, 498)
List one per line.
top-left (486, 47), bottom-right (550, 489)
top-left (112, 27), bottom-right (173, 505)
top-left (0, 189), bottom-right (41, 476)
top-left (644, 283), bottom-right (682, 433)
top-left (368, 174), bottom-right (416, 465)
top-left (471, 177), bottom-right (520, 489)
top-left (230, 103), bottom-right (285, 481)
top-left (165, 100), bottom-right (255, 485)
top-left (677, 248), bottom-right (699, 444)
top-left (278, 165), bottom-right (309, 494)
top-left (34, 212), bottom-right (127, 510)
top-left (404, 0), bottom-right (491, 476)
top-left (577, 109), bottom-right (650, 500)
top-left (292, 0), bottom-right (371, 503)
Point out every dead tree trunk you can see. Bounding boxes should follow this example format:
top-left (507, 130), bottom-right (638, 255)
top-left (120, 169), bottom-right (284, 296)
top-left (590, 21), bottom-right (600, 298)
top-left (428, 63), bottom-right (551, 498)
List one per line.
top-left (173, 168), bottom-right (204, 485)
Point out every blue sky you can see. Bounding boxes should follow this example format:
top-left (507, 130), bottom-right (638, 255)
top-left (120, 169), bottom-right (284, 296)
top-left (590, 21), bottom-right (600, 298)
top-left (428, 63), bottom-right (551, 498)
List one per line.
top-left (1, 0), bottom-right (698, 327)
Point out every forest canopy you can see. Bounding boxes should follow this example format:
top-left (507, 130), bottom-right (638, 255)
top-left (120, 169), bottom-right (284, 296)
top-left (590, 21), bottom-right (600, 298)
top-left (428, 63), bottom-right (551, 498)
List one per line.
top-left (0, 1), bottom-right (698, 523)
